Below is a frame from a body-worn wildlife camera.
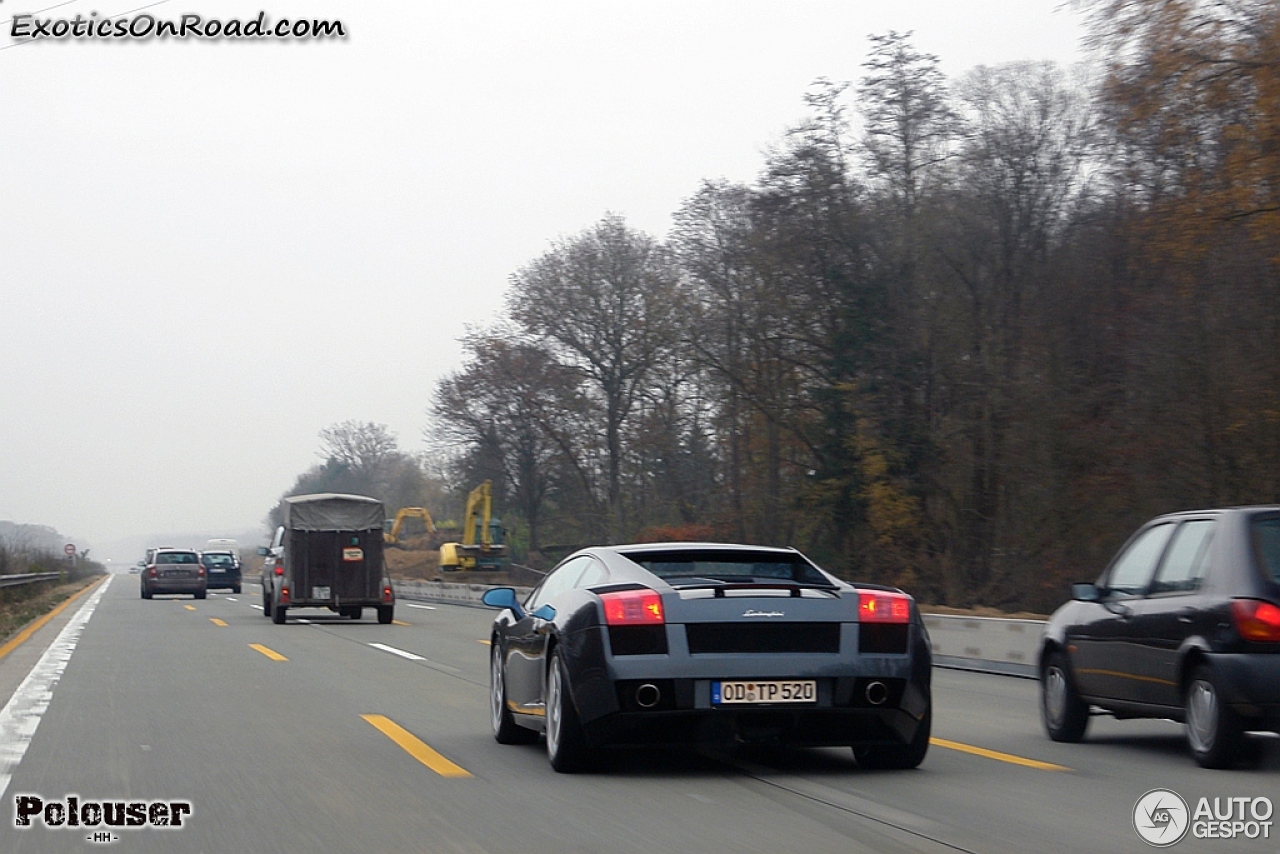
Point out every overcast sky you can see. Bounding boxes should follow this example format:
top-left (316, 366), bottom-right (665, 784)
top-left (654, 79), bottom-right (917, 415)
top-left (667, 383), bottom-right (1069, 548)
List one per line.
top-left (0, 0), bottom-right (1088, 559)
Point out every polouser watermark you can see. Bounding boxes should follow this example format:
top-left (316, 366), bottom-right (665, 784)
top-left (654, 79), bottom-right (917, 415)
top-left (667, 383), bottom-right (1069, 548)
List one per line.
top-left (1133, 788), bottom-right (1273, 846)
top-left (10, 11), bottom-right (346, 41)
top-left (14, 794), bottom-right (193, 845)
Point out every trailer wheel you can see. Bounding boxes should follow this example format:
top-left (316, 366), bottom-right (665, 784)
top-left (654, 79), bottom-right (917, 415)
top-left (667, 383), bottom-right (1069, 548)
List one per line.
top-left (272, 605), bottom-right (287, 624)
top-left (349, 607), bottom-right (363, 620)
top-left (377, 605), bottom-right (393, 624)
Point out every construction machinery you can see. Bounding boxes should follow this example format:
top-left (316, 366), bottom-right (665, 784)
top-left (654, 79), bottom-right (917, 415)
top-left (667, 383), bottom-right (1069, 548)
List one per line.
top-left (439, 481), bottom-right (507, 571)
top-left (383, 507), bottom-right (440, 548)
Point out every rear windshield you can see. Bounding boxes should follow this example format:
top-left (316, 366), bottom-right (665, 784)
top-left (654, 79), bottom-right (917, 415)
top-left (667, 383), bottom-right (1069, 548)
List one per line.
top-left (623, 549), bottom-right (833, 586)
top-left (201, 553), bottom-right (236, 568)
top-left (156, 552), bottom-right (198, 564)
top-left (1251, 516), bottom-right (1280, 583)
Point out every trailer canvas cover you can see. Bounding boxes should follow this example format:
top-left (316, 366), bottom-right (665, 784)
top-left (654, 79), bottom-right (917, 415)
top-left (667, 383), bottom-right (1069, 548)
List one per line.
top-left (283, 493), bottom-right (384, 532)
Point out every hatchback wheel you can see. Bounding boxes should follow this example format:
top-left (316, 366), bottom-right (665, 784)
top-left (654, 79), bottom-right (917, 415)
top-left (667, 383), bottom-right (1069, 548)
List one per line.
top-left (1185, 665), bottom-right (1244, 768)
top-left (545, 648), bottom-right (592, 772)
top-left (1042, 652), bottom-right (1089, 742)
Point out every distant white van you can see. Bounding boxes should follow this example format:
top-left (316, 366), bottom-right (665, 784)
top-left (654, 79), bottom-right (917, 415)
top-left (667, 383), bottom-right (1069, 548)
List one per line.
top-left (205, 538), bottom-right (239, 555)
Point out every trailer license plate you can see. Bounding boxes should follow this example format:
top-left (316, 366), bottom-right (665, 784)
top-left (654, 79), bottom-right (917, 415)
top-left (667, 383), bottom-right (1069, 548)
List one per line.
top-left (343, 548), bottom-right (363, 562)
top-left (312, 586), bottom-right (330, 599)
top-left (712, 680), bottom-right (816, 705)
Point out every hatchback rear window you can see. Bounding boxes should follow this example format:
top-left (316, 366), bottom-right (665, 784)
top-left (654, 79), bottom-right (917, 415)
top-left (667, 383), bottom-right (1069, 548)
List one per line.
top-left (1251, 516), bottom-right (1280, 584)
top-left (157, 552), bottom-right (197, 564)
top-left (623, 550), bottom-right (833, 586)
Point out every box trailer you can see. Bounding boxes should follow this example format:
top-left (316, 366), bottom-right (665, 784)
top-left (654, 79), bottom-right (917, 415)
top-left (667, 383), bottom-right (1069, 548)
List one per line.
top-left (259, 493), bottom-right (395, 624)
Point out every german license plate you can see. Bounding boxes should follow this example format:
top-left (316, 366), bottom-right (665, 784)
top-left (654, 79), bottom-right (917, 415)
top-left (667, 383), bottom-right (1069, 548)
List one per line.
top-left (312, 586), bottom-right (331, 599)
top-left (712, 680), bottom-right (816, 705)
top-left (343, 548), bottom-right (363, 562)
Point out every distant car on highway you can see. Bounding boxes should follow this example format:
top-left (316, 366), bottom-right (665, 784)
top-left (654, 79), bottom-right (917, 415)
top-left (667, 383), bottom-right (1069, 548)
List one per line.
top-left (1039, 506), bottom-right (1280, 768)
top-left (482, 542), bottom-right (932, 772)
top-left (200, 550), bottom-right (242, 593)
top-left (140, 548), bottom-right (207, 600)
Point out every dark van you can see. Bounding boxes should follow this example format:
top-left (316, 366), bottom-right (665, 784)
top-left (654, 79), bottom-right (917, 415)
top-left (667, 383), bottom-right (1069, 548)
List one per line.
top-left (259, 493), bottom-right (395, 624)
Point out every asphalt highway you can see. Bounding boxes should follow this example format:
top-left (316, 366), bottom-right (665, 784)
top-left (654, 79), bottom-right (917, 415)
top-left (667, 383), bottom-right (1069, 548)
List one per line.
top-left (0, 573), bottom-right (1275, 853)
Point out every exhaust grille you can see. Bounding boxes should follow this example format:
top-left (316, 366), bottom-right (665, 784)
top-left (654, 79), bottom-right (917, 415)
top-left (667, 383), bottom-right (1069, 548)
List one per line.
top-left (685, 622), bottom-right (840, 654)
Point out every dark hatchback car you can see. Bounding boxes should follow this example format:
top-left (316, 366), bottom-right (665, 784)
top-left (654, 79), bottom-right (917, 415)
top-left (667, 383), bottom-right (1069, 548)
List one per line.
top-left (482, 543), bottom-right (932, 773)
top-left (1039, 507), bottom-right (1280, 768)
top-left (140, 548), bottom-right (207, 600)
top-left (200, 550), bottom-right (242, 593)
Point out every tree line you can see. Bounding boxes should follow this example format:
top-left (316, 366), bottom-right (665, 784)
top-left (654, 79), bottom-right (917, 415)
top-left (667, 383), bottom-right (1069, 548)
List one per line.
top-left (279, 2), bottom-right (1280, 611)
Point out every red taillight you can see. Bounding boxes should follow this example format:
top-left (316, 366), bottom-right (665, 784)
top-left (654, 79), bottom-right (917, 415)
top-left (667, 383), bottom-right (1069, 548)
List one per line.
top-left (858, 591), bottom-right (912, 623)
top-left (280, 587), bottom-right (290, 605)
top-left (274, 563), bottom-right (283, 576)
top-left (1233, 599), bottom-right (1280, 642)
top-left (148, 567), bottom-right (157, 577)
top-left (600, 590), bottom-right (664, 626)
top-left (197, 567), bottom-right (206, 577)
top-left (382, 585), bottom-right (393, 604)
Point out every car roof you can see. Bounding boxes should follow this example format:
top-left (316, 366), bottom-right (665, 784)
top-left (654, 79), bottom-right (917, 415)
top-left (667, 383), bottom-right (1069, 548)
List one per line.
top-left (604, 542), bottom-right (803, 557)
top-left (1148, 505), bottom-right (1280, 523)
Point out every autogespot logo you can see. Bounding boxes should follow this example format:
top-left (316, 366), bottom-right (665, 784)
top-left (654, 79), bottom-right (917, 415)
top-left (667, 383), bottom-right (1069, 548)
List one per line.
top-left (1134, 789), bottom-right (1191, 847)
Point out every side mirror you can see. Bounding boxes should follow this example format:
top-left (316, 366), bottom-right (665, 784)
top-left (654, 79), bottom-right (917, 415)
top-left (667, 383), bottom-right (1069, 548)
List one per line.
top-left (481, 587), bottom-right (525, 619)
top-left (1071, 582), bottom-right (1101, 602)
top-left (531, 604), bottom-right (556, 621)
top-left (257, 546), bottom-right (269, 556)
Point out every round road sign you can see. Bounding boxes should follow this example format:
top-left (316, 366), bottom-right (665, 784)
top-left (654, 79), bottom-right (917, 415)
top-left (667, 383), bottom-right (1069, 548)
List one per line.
top-left (64, 543), bottom-right (76, 556)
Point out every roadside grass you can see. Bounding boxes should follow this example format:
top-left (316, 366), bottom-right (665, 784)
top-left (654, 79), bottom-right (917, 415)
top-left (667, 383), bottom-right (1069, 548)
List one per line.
top-left (0, 575), bottom-right (103, 648)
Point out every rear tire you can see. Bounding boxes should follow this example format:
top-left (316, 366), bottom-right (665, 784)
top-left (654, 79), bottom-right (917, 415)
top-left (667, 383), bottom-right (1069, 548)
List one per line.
top-left (349, 607), bottom-right (363, 620)
top-left (854, 705), bottom-right (931, 770)
top-left (272, 604), bottom-right (286, 624)
top-left (491, 644), bottom-right (537, 745)
top-left (545, 648), bottom-right (593, 773)
top-left (1186, 665), bottom-right (1244, 769)
top-left (141, 585), bottom-right (151, 600)
top-left (232, 584), bottom-right (242, 594)
top-left (261, 588), bottom-right (270, 617)
top-left (1041, 651), bottom-right (1089, 742)
top-left (194, 589), bottom-right (207, 600)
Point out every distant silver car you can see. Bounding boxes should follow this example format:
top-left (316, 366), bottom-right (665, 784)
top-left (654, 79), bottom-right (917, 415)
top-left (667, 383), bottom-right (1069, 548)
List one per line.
top-left (140, 548), bottom-right (207, 599)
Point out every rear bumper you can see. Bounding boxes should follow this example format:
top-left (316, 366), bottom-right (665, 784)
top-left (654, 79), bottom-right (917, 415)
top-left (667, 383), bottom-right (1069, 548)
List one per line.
top-left (1211, 652), bottom-right (1280, 728)
top-left (582, 704), bottom-right (928, 748)
top-left (205, 573), bottom-right (241, 590)
top-left (147, 578), bottom-right (204, 594)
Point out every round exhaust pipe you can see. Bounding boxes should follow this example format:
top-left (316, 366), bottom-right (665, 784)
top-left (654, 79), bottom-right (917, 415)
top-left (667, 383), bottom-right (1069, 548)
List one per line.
top-left (635, 683), bottom-right (661, 709)
top-left (864, 681), bottom-right (889, 706)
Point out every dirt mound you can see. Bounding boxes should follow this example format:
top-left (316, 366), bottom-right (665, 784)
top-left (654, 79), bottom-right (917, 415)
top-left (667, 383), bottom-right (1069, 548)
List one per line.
top-left (384, 546), bottom-right (440, 580)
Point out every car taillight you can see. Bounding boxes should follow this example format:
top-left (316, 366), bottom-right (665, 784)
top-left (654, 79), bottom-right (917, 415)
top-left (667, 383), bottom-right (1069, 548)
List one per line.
top-left (1233, 599), bottom-right (1280, 642)
top-left (274, 563), bottom-right (283, 576)
top-left (197, 567), bottom-right (206, 577)
top-left (148, 567), bottom-right (157, 577)
top-left (382, 585), bottom-right (393, 604)
top-left (858, 591), bottom-right (911, 623)
top-left (600, 590), bottom-right (664, 626)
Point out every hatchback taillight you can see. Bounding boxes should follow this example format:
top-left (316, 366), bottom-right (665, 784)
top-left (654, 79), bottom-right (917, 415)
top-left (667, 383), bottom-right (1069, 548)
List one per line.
top-left (274, 562), bottom-right (283, 576)
top-left (858, 591), bottom-right (912, 623)
top-left (1233, 599), bottom-right (1280, 642)
top-left (600, 590), bottom-right (664, 626)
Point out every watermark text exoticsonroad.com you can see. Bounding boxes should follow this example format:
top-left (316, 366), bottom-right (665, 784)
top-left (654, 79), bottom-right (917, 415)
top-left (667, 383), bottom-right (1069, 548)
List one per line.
top-left (11, 12), bottom-right (346, 41)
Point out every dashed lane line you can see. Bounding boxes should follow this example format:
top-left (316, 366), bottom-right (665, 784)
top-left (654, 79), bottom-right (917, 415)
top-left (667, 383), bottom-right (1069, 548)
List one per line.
top-left (369, 643), bottom-right (425, 661)
top-left (360, 714), bottom-right (472, 778)
top-left (249, 644), bottom-right (288, 661)
top-left (210, 618), bottom-right (227, 627)
top-left (929, 738), bottom-right (1070, 771)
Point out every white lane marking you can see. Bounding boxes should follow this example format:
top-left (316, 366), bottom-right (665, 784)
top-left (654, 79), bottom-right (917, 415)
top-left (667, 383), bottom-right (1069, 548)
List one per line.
top-left (0, 576), bottom-right (113, 800)
top-left (369, 643), bottom-right (426, 661)
top-left (296, 619), bottom-right (311, 625)
top-left (250, 604), bottom-right (262, 611)
top-left (405, 604), bottom-right (435, 610)
top-left (225, 597), bottom-right (238, 602)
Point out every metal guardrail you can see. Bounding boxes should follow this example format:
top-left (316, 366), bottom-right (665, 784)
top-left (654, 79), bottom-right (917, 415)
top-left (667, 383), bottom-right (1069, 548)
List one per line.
top-left (390, 580), bottom-right (1048, 679)
top-left (0, 572), bottom-right (62, 589)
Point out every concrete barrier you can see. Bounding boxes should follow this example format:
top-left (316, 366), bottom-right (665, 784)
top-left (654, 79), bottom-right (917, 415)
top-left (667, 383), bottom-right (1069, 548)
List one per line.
top-left (392, 580), bottom-right (1047, 678)
top-left (922, 613), bottom-right (1044, 679)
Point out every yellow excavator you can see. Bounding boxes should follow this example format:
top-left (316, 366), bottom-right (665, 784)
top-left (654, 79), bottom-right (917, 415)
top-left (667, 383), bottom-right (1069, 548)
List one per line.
top-left (439, 481), bottom-right (507, 571)
top-left (383, 507), bottom-right (440, 548)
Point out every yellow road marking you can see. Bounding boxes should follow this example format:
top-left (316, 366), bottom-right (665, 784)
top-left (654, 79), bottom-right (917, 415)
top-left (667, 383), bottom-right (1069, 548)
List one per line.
top-left (361, 715), bottom-right (472, 778)
top-left (0, 577), bottom-right (103, 663)
top-left (930, 738), bottom-right (1070, 771)
top-left (184, 605), bottom-right (196, 611)
top-left (477, 639), bottom-right (491, 646)
top-left (249, 643), bottom-right (288, 661)
top-left (210, 618), bottom-right (227, 627)
top-left (392, 620), bottom-right (410, 626)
